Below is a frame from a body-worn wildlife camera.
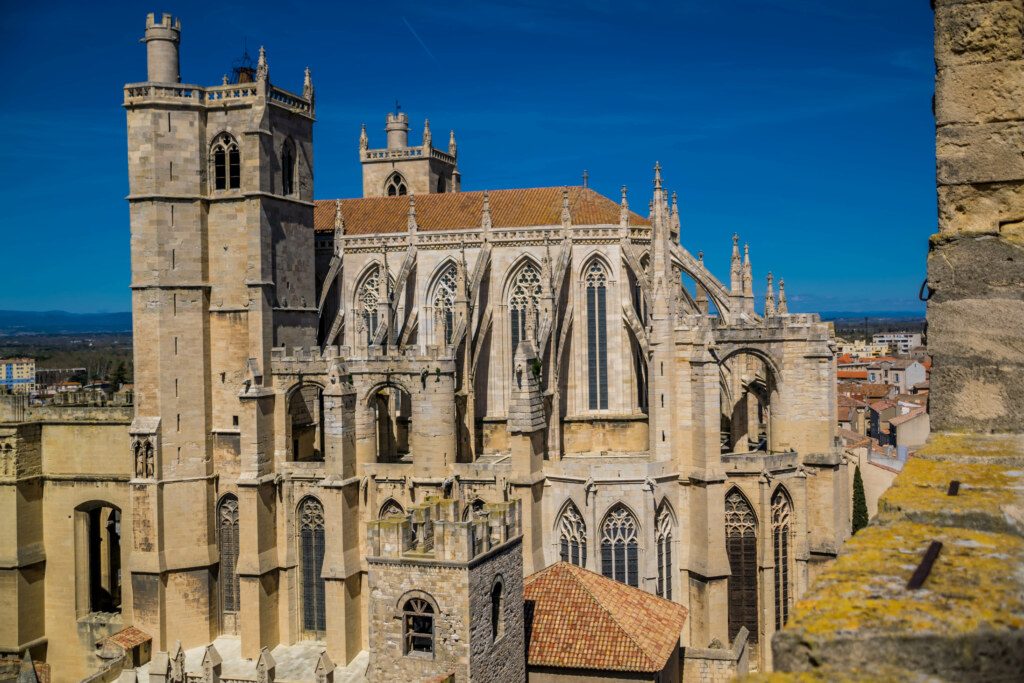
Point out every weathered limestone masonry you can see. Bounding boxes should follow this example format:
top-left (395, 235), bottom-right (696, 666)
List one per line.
top-left (768, 2), bottom-right (1024, 680)
top-left (365, 498), bottom-right (525, 682)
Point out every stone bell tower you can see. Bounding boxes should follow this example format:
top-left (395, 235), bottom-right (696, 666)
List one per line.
top-left (124, 11), bottom-right (316, 653)
top-left (360, 112), bottom-right (460, 197)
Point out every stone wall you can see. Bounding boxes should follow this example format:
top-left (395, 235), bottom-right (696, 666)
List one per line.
top-left (680, 626), bottom-right (748, 683)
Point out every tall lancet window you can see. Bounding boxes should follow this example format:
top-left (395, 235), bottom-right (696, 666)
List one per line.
top-left (358, 268), bottom-right (382, 344)
top-left (298, 496), bottom-right (326, 636)
top-left (772, 487), bottom-right (793, 630)
top-left (655, 503), bottom-right (673, 599)
top-left (211, 133), bottom-right (240, 190)
top-left (726, 489), bottom-right (758, 643)
top-left (432, 263), bottom-right (458, 345)
top-left (557, 501), bottom-right (587, 568)
top-left (585, 260), bottom-right (609, 410)
top-left (600, 504), bottom-right (639, 587)
top-left (218, 495), bottom-right (240, 618)
top-left (509, 262), bottom-right (541, 361)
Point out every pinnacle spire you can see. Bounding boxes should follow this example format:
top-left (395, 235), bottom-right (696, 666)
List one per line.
top-left (778, 278), bottom-right (788, 314)
top-left (422, 118), bottom-right (432, 149)
top-left (303, 66), bottom-right (313, 99)
top-left (481, 190), bottom-right (493, 233)
top-left (359, 123), bottom-right (368, 151)
top-left (742, 243), bottom-right (752, 298)
top-left (448, 129), bottom-right (457, 157)
top-left (730, 234), bottom-right (742, 294)
top-left (653, 161), bottom-right (662, 191)
top-left (561, 188), bottom-right (571, 227)
top-left (407, 194), bottom-right (418, 232)
top-left (620, 185), bottom-right (629, 228)
top-left (256, 46), bottom-right (269, 82)
top-left (765, 272), bottom-right (776, 316)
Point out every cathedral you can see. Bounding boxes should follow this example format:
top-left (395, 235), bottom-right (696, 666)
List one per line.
top-left (0, 14), bottom-right (851, 681)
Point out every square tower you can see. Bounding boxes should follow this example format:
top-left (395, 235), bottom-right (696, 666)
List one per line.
top-left (366, 497), bottom-right (525, 682)
top-left (360, 113), bottom-right (460, 197)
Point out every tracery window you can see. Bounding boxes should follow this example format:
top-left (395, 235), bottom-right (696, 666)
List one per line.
top-left (772, 488), bottom-right (793, 630)
top-left (655, 504), bottom-right (673, 599)
top-left (403, 597), bottom-right (434, 654)
top-left (726, 489), bottom-right (758, 643)
top-left (218, 495), bottom-right (240, 615)
top-left (379, 499), bottom-right (405, 519)
top-left (432, 263), bottom-right (458, 345)
top-left (357, 267), bottom-right (392, 344)
top-left (211, 133), bottom-right (240, 191)
top-left (601, 505), bottom-right (639, 586)
top-left (509, 262), bottom-right (542, 360)
top-left (298, 497), bottom-right (326, 635)
top-left (557, 501), bottom-right (587, 568)
top-left (385, 172), bottom-right (408, 197)
top-left (585, 260), bottom-right (609, 410)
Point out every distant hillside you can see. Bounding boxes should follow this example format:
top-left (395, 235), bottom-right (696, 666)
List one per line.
top-left (0, 310), bottom-right (132, 335)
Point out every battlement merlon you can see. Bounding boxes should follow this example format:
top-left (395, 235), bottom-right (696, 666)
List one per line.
top-left (367, 497), bottom-right (523, 565)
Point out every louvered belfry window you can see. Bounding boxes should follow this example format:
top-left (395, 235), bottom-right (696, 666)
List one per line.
top-left (655, 504), bottom-right (673, 599)
top-left (726, 489), bottom-right (758, 643)
top-left (218, 495), bottom-right (240, 614)
top-left (509, 263), bottom-right (541, 363)
top-left (772, 488), bottom-right (792, 630)
top-left (586, 261), bottom-right (609, 410)
top-left (557, 501), bottom-right (587, 568)
top-left (601, 505), bottom-right (639, 587)
top-left (298, 497), bottom-right (326, 635)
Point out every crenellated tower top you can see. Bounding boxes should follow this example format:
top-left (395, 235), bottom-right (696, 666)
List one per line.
top-left (142, 13), bottom-right (181, 83)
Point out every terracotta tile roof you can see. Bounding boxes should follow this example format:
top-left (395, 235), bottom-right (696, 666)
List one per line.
top-left (889, 407), bottom-right (927, 426)
top-left (107, 626), bottom-right (151, 649)
top-left (523, 561), bottom-right (686, 673)
top-left (313, 186), bottom-right (650, 234)
top-left (838, 428), bottom-right (871, 448)
top-left (837, 369), bottom-right (868, 380)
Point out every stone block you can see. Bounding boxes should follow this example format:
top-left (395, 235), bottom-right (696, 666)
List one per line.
top-left (935, 60), bottom-right (1024, 125)
top-left (936, 121), bottom-right (1024, 185)
top-left (937, 181), bottom-right (1024, 234)
top-left (934, 0), bottom-right (1023, 67)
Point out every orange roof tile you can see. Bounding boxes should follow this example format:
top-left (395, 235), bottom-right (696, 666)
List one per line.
top-left (889, 407), bottom-right (927, 426)
top-left (837, 369), bottom-right (868, 380)
top-left (524, 562), bottom-right (686, 673)
top-left (313, 186), bottom-right (650, 235)
top-left (107, 626), bottom-right (151, 649)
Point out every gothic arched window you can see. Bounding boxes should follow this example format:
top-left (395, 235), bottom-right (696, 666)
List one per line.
top-left (357, 266), bottom-right (392, 344)
top-left (601, 504), bottom-right (639, 586)
top-left (385, 172), bottom-right (407, 197)
top-left (379, 499), bottom-right (405, 519)
top-left (298, 496), bottom-right (326, 635)
top-left (509, 262), bottom-right (542, 360)
top-left (655, 504), bottom-right (673, 599)
top-left (211, 133), bottom-right (240, 191)
top-left (585, 260), bottom-right (609, 410)
top-left (218, 495), bottom-right (240, 616)
top-left (282, 139), bottom-right (296, 196)
top-left (403, 597), bottom-right (434, 654)
top-left (726, 489), bottom-right (758, 643)
top-left (772, 487), bottom-right (793, 630)
top-left (432, 263), bottom-right (458, 345)
top-left (557, 501), bottom-right (587, 568)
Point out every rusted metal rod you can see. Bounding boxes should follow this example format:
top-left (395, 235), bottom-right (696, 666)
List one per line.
top-left (907, 541), bottom-right (943, 590)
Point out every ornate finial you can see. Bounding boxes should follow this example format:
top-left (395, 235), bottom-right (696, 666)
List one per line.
top-left (620, 185), bottom-right (629, 228)
top-left (222, 73), bottom-right (229, 85)
top-left (743, 243), bottom-right (750, 264)
top-left (730, 235), bottom-right (742, 294)
top-left (778, 278), bottom-right (788, 314)
top-left (561, 188), bottom-right (572, 227)
top-left (765, 272), bottom-right (776, 316)
top-left (422, 118), bottom-right (432, 149)
top-left (582, 169), bottom-right (589, 189)
top-left (448, 129), bottom-right (457, 157)
top-left (742, 243), bottom-right (752, 295)
top-left (407, 194), bottom-right (418, 232)
top-left (481, 190), bottom-right (492, 232)
top-left (671, 191), bottom-right (678, 214)
top-left (256, 46), bottom-right (269, 82)
top-left (303, 66), bottom-right (314, 103)
top-left (359, 123), bottom-right (368, 151)
top-left (334, 199), bottom-right (344, 243)
top-left (525, 303), bottom-right (537, 342)
top-left (653, 161), bottom-right (662, 190)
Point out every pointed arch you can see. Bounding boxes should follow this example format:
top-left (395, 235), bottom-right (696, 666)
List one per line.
top-left (379, 498), bottom-right (405, 519)
top-left (582, 256), bottom-right (610, 410)
top-left (385, 172), bottom-right (408, 196)
top-left (428, 259), bottom-right (459, 346)
top-left (354, 263), bottom-right (394, 344)
top-left (555, 499), bottom-right (587, 568)
top-left (771, 485), bottom-right (793, 630)
top-left (217, 494), bottom-right (240, 626)
top-left (600, 502), bottom-right (640, 586)
top-left (505, 257), bottom-right (543, 361)
top-left (462, 497), bottom-right (487, 521)
top-left (297, 496), bottom-right (326, 636)
top-left (655, 500), bottom-right (675, 599)
top-left (725, 487), bottom-right (758, 643)
top-left (210, 132), bottom-right (240, 191)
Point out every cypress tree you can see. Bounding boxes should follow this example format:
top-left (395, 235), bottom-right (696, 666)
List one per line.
top-left (852, 464), bottom-right (869, 534)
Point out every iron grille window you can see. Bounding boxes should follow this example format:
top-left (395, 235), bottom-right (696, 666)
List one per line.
top-left (557, 502), bottom-right (587, 568)
top-left (600, 505), bottom-right (639, 586)
top-left (726, 490), bottom-right (758, 643)
top-left (509, 263), bottom-right (541, 363)
top-left (772, 488), bottom-right (792, 630)
top-left (298, 497), bottom-right (326, 635)
top-left (655, 505), bottom-right (673, 599)
top-left (218, 495), bottom-right (240, 614)
top-left (586, 261), bottom-right (609, 410)
top-left (403, 598), bottom-right (434, 654)
top-left (432, 264), bottom-right (457, 345)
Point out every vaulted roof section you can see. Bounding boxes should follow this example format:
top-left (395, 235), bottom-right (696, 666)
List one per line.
top-left (313, 186), bottom-right (651, 234)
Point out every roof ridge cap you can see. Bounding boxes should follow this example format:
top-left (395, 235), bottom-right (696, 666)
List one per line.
top-left (567, 564), bottom-right (662, 670)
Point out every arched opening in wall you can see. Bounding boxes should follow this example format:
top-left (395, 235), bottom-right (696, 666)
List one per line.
top-left (600, 503), bottom-right (639, 587)
top-left (719, 351), bottom-right (776, 454)
top-left (725, 488), bottom-right (758, 644)
top-left (556, 501), bottom-right (587, 568)
top-left (402, 596), bottom-right (435, 654)
top-left (379, 498), bottom-right (405, 519)
top-left (430, 261), bottom-right (458, 346)
top-left (370, 384), bottom-right (412, 462)
top-left (356, 265), bottom-right (394, 345)
top-left (462, 498), bottom-right (486, 521)
top-left (436, 175), bottom-right (446, 193)
top-left (584, 259), bottom-right (609, 411)
top-left (491, 577), bottom-right (505, 643)
top-left (655, 502), bottom-right (674, 599)
top-left (218, 494), bottom-right (240, 634)
top-left (385, 172), bottom-right (408, 197)
top-left (281, 139), bottom-right (296, 196)
top-left (508, 260), bottom-right (542, 366)
top-left (298, 496), bottom-right (326, 638)
top-left (75, 502), bottom-right (122, 616)
top-left (772, 486), bottom-right (793, 630)
top-left (211, 133), bottom-right (240, 191)
top-left (288, 384), bottom-right (325, 462)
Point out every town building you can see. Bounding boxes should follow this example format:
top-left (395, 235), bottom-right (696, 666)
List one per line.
top-left (865, 358), bottom-right (927, 394)
top-left (871, 332), bottom-right (923, 355)
top-left (0, 13), bottom-right (852, 680)
top-left (0, 358), bottom-right (35, 394)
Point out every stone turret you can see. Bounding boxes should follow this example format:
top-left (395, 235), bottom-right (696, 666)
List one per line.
top-left (142, 13), bottom-right (181, 83)
top-left (385, 112), bottom-right (409, 149)
top-left (361, 111), bottom-right (460, 196)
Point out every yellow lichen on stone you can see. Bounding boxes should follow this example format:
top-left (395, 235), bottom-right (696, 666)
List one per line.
top-left (789, 522), bottom-right (1024, 638)
top-left (917, 432), bottom-right (1024, 461)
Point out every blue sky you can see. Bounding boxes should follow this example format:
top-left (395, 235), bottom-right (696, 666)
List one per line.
top-left (0, 1), bottom-right (935, 314)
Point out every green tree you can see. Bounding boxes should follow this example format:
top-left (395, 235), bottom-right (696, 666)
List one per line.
top-left (852, 464), bottom-right (869, 534)
top-left (109, 361), bottom-right (127, 390)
